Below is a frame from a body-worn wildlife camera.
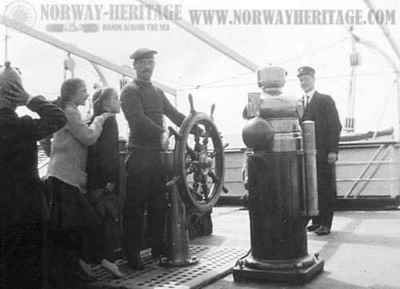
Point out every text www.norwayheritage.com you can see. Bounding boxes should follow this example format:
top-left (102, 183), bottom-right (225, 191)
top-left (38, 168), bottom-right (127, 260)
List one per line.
top-left (188, 9), bottom-right (396, 25)
top-left (36, 4), bottom-right (397, 33)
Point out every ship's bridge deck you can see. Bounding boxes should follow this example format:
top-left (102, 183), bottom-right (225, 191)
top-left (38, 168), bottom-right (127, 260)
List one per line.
top-left (195, 206), bottom-right (400, 289)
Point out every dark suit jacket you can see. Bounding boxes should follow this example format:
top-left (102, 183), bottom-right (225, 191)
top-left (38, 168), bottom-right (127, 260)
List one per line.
top-left (0, 97), bottom-right (66, 226)
top-left (302, 91), bottom-right (342, 161)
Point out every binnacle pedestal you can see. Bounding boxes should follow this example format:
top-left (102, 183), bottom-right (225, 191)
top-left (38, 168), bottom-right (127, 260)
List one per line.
top-left (233, 151), bottom-right (324, 284)
top-left (233, 66), bottom-right (324, 284)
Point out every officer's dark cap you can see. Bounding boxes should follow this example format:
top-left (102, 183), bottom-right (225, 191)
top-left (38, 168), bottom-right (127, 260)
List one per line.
top-left (297, 66), bottom-right (315, 78)
top-left (129, 48), bottom-right (157, 61)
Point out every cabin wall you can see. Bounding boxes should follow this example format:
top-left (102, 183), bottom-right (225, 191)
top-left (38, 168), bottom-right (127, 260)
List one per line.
top-left (336, 141), bottom-right (400, 198)
top-left (224, 149), bottom-right (247, 198)
top-left (223, 141), bottom-right (400, 200)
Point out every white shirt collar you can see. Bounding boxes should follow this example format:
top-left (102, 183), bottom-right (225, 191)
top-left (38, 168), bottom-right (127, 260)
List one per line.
top-left (305, 89), bottom-right (316, 98)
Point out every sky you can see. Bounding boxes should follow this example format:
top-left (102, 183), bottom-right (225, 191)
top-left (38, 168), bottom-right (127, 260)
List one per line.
top-left (1, 0), bottom-right (400, 147)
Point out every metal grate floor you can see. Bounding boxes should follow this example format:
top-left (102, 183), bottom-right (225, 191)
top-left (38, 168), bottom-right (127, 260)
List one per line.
top-left (87, 245), bottom-right (247, 289)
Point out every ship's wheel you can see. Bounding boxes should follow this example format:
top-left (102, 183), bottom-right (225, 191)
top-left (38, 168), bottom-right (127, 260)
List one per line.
top-left (170, 95), bottom-right (225, 212)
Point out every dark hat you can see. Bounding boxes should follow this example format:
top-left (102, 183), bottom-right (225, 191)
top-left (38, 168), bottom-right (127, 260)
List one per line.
top-left (0, 61), bottom-right (23, 96)
top-left (129, 48), bottom-right (157, 61)
top-left (297, 66), bottom-right (315, 78)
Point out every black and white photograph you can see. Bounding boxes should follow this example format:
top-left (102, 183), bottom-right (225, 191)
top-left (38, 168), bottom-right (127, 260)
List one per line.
top-left (0, 0), bottom-right (399, 288)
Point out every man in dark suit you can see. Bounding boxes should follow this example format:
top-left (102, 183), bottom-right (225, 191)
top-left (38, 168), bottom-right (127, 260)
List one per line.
top-left (0, 62), bottom-right (67, 289)
top-left (298, 66), bottom-right (342, 235)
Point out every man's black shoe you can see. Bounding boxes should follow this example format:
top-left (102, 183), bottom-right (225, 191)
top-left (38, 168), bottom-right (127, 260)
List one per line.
top-left (307, 224), bottom-right (320, 232)
top-left (314, 225), bottom-right (330, 235)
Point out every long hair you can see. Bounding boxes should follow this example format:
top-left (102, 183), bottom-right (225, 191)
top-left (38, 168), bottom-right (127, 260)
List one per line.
top-left (59, 78), bottom-right (85, 109)
top-left (92, 87), bottom-right (117, 116)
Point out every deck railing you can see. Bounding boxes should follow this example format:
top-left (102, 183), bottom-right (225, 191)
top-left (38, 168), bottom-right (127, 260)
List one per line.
top-left (38, 140), bottom-right (400, 206)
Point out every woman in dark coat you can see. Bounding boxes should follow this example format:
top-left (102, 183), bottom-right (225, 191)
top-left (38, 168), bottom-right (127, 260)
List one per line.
top-left (87, 87), bottom-right (124, 277)
top-left (0, 62), bottom-right (67, 289)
